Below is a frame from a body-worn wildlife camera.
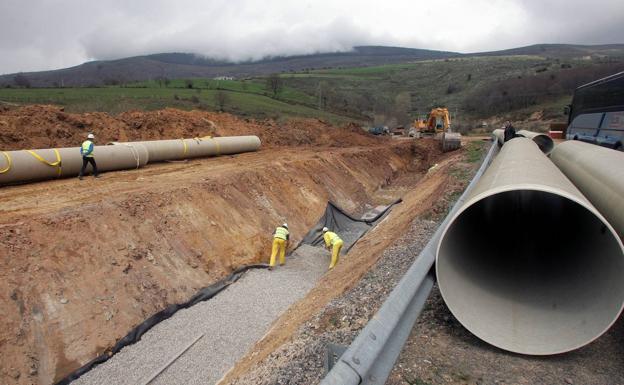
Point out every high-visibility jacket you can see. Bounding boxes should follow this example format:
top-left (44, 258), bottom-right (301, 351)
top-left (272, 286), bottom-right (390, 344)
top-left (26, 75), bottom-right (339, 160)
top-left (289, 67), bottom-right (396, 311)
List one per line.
top-left (324, 231), bottom-right (342, 247)
top-left (274, 226), bottom-right (289, 241)
top-left (81, 140), bottom-right (94, 157)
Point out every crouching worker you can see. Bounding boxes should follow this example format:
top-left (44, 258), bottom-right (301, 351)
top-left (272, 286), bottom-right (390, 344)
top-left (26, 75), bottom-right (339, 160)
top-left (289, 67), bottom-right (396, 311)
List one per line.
top-left (322, 227), bottom-right (343, 270)
top-left (269, 223), bottom-right (289, 270)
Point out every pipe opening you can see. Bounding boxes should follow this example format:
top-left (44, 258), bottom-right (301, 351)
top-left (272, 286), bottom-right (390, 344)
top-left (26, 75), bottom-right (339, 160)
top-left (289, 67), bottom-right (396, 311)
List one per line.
top-left (530, 135), bottom-right (554, 154)
top-left (437, 189), bottom-right (624, 355)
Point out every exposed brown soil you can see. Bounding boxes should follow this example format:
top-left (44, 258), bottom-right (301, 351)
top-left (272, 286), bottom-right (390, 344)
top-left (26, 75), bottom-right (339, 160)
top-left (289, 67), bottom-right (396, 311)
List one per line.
top-left (0, 104), bottom-right (376, 151)
top-left (0, 105), bottom-right (446, 385)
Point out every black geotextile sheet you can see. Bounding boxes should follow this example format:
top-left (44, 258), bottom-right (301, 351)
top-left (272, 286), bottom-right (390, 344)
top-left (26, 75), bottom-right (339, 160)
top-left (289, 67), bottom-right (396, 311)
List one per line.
top-left (300, 199), bottom-right (402, 252)
top-left (56, 200), bottom-right (401, 385)
top-left (55, 264), bottom-right (267, 385)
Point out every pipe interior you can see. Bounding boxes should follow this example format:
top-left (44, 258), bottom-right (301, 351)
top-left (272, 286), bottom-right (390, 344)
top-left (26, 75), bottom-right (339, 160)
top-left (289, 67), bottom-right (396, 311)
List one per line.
top-left (437, 189), bottom-right (624, 355)
top-left (532, 136), bottom-right (554, 154)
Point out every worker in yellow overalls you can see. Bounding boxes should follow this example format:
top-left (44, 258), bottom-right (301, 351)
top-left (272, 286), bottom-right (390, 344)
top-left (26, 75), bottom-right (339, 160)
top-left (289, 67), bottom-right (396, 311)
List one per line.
top-left (323, 227), bottom-right (343, 270)
top-left (269, 223), bottom-right (289, 270)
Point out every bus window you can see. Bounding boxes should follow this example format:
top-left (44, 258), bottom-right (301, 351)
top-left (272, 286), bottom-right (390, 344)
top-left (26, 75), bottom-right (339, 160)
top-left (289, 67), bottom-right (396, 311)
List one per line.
top-left (599, 112), bottom-right (624, 149)
top-left (567, 113), bottom-right (604, 142)
top-left (603, 112), bottom-right (624, 130)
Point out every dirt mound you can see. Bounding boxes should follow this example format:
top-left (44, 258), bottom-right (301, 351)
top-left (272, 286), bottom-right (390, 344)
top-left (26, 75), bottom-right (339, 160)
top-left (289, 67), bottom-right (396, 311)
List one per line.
top-left (0, 105), bottom-right (379, 151)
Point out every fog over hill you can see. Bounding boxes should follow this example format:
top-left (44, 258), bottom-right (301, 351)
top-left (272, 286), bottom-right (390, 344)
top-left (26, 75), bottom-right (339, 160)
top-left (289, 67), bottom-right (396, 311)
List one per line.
top-left (1, 43), bottom-right (623, 88)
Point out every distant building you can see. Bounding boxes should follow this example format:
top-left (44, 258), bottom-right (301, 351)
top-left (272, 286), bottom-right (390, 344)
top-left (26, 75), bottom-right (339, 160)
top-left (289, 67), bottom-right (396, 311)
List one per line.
top-left (213, 76), bottom-right (235, 81)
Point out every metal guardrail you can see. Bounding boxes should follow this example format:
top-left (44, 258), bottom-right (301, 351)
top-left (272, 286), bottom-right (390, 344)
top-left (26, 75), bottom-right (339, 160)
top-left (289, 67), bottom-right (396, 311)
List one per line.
top-left (321, 140), bottom-right (499, 385)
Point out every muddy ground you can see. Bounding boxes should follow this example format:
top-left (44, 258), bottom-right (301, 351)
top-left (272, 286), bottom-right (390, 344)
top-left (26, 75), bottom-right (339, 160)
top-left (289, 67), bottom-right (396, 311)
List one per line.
top-left (0, 105), bottom-right (444, 385)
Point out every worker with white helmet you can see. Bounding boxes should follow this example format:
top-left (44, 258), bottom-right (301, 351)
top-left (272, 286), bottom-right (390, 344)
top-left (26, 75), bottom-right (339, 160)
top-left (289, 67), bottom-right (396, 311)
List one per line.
top-left (269, 222), bottom-right (290, 269)
top-left (78, 133), bottom-right (100, 180)
top-left (322, 227), bottom-right (343, 269)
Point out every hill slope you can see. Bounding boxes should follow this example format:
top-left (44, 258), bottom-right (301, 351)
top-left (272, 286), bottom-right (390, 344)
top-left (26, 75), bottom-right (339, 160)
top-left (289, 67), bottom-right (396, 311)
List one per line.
top-left (0, 46), bottom-right (459, 87)
top-left (472, 43), bottom-right (624, 58)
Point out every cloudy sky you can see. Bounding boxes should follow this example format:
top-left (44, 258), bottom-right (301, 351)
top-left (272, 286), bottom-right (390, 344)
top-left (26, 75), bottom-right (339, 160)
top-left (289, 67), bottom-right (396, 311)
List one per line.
top-left (1, 0), bottom-right (623, 75)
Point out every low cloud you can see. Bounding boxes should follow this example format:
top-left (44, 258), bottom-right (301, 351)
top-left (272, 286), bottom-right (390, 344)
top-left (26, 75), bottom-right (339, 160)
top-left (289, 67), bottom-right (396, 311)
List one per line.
top-left (0, 0), bottom-right (622, 74)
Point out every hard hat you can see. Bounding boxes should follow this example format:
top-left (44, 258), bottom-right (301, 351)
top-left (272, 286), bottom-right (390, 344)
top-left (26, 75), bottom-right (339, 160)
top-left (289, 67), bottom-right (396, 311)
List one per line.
top-left (322, 227), bottom-right (329, 232)
top-left (87, 133), bottom-right (95, 139)
top-left (282, 223), bottom-right (288, 228)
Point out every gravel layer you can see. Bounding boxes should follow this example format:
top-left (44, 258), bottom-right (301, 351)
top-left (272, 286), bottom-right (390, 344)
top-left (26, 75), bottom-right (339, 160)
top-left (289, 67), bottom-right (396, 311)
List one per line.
top-left (229, 216), bottom-right (440, 385)
top-left (72, 244), bottom-right (328, 385)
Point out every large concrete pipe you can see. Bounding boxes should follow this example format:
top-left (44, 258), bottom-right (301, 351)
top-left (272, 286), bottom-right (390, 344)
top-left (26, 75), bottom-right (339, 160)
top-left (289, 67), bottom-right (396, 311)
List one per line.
top-left (442, 132), bottom-right (462, 152)
top-left (0, 144), bottom-right (149, 185)
top-left (492, 128), bottom-right (505, 145)
top-left (121, 136), bottom-right (261, 163)
top-left (436, 137), bottom-right (624, 355)
top-left (493, 129), bottom-right (554, 154)
top-left (517, 130), bottom-right (554, 154)
top-left (550, 140), bottom-right (624, 238)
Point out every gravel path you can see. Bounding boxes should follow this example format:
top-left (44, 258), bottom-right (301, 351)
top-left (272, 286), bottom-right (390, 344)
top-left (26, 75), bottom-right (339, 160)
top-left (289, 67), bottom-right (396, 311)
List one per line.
top-left (229, 217), bottom-right (440, 385)
top-left (72, 244), bottom-right (329, 385)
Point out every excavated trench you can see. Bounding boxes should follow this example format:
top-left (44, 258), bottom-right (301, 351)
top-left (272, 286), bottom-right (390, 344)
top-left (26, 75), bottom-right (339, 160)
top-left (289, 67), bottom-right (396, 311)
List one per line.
top-left (0, 138), bottom-right (440, 385)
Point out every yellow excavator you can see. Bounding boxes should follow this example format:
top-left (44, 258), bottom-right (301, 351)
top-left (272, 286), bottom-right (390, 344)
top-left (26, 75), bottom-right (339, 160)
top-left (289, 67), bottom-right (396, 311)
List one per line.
top-left (409, 107), bottom-right (461, 152)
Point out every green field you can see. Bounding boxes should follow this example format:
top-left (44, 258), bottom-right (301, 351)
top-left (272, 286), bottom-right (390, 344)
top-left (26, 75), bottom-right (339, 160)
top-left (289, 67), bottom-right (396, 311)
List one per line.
top-left (0, 83), bottom-right (355, 124)
top-left (0, 54), bottom-right (620, 127)
top-left (125, 78), bottom-right (318, 107)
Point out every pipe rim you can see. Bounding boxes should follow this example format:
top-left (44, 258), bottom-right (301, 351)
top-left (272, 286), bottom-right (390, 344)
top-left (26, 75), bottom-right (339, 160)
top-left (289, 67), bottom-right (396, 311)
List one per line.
top-left (436, 185), bottom-right (624, 355)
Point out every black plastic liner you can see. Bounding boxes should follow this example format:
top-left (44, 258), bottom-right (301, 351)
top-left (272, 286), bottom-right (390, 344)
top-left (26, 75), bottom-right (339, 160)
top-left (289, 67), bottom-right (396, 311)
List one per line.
top-left (300, 199), bottom-right (402, 252)
top-left (56, 200), bottom-right (401, 385)
top-left (55, 264), bottom-right (267, 385)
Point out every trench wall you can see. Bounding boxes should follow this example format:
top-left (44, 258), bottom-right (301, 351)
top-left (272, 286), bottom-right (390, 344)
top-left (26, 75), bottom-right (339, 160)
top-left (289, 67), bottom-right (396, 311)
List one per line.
top-left (0, 142), bottom-right (429, 385)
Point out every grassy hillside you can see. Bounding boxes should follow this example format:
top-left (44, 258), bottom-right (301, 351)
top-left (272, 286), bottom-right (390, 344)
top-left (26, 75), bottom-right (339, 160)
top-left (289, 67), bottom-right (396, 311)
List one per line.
top-left (279, 54), bottom-right (624, 128)
top-left (0, 85), bottom-right (354, 124)
top-left (0, 46), bottom-right (459, 88)
top-left (126, 78), bottom-right (318, 107)
top-left (1, 45), bottom-right (623, 128)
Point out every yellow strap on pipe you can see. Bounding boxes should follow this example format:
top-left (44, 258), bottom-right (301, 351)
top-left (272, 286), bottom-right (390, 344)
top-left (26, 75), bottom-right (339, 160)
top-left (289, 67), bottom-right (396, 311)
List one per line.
top-left (181, 139), bottom-right (189, 157)
top-left (195, 136), bottom-right (220, 155)
top-left (216, 138), bottom-right (221, 155)
top-left (0, 151), bottom-right (11, 174)
top-left (26, 149), bottom-right (62, 176)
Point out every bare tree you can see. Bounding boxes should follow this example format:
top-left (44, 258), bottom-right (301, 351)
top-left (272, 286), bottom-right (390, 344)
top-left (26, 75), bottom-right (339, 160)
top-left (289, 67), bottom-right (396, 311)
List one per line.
top-left (155, 76), bottom-right (170, 88)
top-left (215, 90), bottom-right (229, 111)
top-left (393, 92), bottom-right (412, 126)
top-left (266, 74), bottom-right (283, 98)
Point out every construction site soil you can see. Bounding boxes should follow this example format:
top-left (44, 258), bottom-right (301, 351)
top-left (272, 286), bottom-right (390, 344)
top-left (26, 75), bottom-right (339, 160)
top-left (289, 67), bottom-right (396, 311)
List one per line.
top-left (0, 105), bottom-right (444, 385)
top-left (0, 105), bottom-right (371, 150)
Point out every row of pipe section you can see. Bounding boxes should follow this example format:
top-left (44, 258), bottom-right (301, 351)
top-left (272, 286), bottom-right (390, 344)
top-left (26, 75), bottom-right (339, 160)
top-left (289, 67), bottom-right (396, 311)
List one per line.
top-left (109, 136), bottom-right (261, 163)
top-left (492, 128), bottom-right (555, 154)
top-left (436, 135), bottom-right (624, 355)
top-left (550, 140), bottom-right (624, 239)
top-left (0, 136), bottom-right (261, 186)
